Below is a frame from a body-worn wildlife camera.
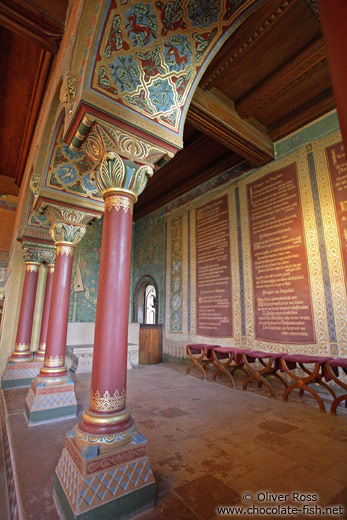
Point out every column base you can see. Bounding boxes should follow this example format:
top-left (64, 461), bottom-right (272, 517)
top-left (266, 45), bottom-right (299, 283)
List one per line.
top-left (1, 359), bottom-right (43, 389)
top-left (24, 375), bottom-right (77, 425)
top-left (54, 427), bottom-right (155, 519)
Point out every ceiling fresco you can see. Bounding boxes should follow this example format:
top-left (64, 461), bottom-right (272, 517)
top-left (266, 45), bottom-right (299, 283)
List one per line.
top-left (44, 118), bottom-right (102, 202)
top-left (88, 0), bottom-right (260, 137)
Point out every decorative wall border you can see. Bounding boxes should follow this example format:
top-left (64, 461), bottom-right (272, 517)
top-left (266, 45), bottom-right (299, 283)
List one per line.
top-left (235, 186), bottom-right (246, 340)
top-left (312, 131), bottom-right (347, 356)
top-left (228, 187), bottom-right (242, 345)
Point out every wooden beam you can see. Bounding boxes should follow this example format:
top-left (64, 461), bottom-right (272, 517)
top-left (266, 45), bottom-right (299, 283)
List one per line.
top-left (268, 89), bottom-right (335, 140)
top-left (0, 0), bottom-right (65, 54)
top-left (201, 0), bottom-right (298, 91)
top-left (187, 87), bottom-right (274, 166)
top-left (236, 36), bottom-right (327, 118)
top-left (134, 153), bottom-right (245, 220)
top-left (0, 175), bottom-right (19, 196)
top-left (15, 50), bottom-right (53, 186)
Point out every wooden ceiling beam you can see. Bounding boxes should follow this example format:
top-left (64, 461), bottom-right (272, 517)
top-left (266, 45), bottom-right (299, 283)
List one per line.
top-left (236, 36), bottom-right (327, 118)
top-left (201, 0), bottom-right (298, 91)
top-left (0, 175), bottom-right (19, 196)
top-left (0, 0), bottom-right (65, 54)
top-left (187, 87), bottom-right (274, 166)
top-left (15, 50), bottom-right (53, 186)
top-left (268, 89), bottom-right (335, 141)
top-left (134, 153), bottom-right (245, 220)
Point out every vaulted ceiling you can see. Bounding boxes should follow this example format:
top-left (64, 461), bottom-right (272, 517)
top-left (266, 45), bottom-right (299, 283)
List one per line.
top-left (0, 0), bottom-right (335, 220)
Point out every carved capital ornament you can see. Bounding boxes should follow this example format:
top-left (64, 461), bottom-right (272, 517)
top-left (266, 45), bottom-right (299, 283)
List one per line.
top-left (43, 204), bottom-right (98, 245)
top-left (93, 151), bottom-right (153, 203)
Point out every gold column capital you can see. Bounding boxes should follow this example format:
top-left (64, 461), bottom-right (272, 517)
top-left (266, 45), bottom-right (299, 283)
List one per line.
top-left (92, 151), bottom-right (153, 203)
top-left (25, 262), bottom-right (41, 272)
top-left (43, 204), bottom-right (99, 245)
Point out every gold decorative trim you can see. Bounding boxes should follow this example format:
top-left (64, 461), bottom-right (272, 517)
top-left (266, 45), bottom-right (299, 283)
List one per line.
top-left (90, 388), bottom-right (126, 412)
top-left (82, 407), bottom-right (131, 426)
top-left (25, 262), bottom-right (40, 272)
top-left (104, 195), bottom-right (133, 214)
top-left (82, 115), bottom-right (93, 127)
top-left (47, 264), bottom-right (55, 274)
top-left (45, 355), bottom-right (64, 367)
top-left (38, 342), bottom-right (46, 352)
top-left (76, 130), bottom-right (85, 140)
top-left (40, 366), bottom-right (66, 375)
top-left (56, 244), bottom-right (75, 256)
top-left (102, 187), bottom-right (137, 202)
top-left (14, 343), bottom-right (30, 352)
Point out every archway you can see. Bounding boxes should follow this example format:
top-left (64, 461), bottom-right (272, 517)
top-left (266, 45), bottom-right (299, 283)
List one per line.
top-left (132, 275), bottom-right (159, 324)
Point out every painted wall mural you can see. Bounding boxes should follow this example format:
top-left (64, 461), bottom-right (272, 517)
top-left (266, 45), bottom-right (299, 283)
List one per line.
top-left (131, 207), bottom-right (165, 324)
top-left (89, 0), bottom-right (259, 137)
top-left (164, 126), bottom-right (347, 358)
top-left (169, 215), bottom-right (183, 331)
top-left (68, 217), bottom-right (103, 322)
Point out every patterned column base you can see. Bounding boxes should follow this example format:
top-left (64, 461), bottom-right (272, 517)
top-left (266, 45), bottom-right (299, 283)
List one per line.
top-left (24, 376), bottom-right (77, 425)
top-left (1, 360), bottom-right (43, 389)
top-left (54, 427), bottom-right (155, 519)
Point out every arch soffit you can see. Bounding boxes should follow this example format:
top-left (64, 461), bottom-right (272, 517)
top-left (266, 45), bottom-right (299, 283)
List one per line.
top-left (65, 0), bottom-right (261, 152)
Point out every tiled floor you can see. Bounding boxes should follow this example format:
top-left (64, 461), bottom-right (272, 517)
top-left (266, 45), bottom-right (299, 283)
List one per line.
top-left (1, 362), bottom-right (346, 519)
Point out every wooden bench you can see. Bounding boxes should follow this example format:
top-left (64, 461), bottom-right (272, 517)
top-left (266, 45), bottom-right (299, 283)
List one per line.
top-left (280, 354), bottom-right (336, 413)
top-left (186, 344), bottom-right (218, 379)
top-left (186, 344), bottom-right (347, 414)
top-left (324, 358), bottom-right (347, 415)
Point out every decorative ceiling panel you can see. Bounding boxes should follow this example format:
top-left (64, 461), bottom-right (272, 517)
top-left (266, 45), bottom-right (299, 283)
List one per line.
top-left (44, 118), bottom-right (103, 202)
top-left (88, 0), bottom-right (259, 136)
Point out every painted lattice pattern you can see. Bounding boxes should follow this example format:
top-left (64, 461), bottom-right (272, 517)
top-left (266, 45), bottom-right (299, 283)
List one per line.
top-left (2, 362), bottom-right (41, 381)
top-left (56, 448), bottom-right (154, 515)
top-left (25, 387), bottom-right (77, 412)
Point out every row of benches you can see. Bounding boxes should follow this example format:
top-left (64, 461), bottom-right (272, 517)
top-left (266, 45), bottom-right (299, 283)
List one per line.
top-left (186, 344), bottom-right (347, 415)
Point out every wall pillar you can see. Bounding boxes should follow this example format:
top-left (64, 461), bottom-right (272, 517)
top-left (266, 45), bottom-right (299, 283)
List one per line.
top-left (35, 264), bottom-right (55, 361)
top-left (10, 261), bottom-right (40, 363)
top-left (1, 254), bottom-right (43, 388)
top-left (54, 152), bottom-right (156, 520)
top-left (25, 205), bottom-right (97, 424)
top-left (319, 0), bottom-right (347, 150)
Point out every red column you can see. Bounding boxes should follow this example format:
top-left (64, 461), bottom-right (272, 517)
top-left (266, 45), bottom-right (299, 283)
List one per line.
top-left (319, 0), bottom-right (347, 150)
top-left (40, 243), bottom-right (75, 378)
top-left (79, 191), bottom-right (135, 436)
top-left (10, 262), bottom-right (40, 362)
top-left (36, 264), bottom-right (54, 362)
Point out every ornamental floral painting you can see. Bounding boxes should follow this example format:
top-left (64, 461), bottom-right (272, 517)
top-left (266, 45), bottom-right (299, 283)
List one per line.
top-left (90, 0), bottom-right (257, 134)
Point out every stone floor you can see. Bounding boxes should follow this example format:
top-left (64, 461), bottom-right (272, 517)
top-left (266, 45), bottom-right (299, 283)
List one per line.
top-left (1, 361), bottom-right (346, 520)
